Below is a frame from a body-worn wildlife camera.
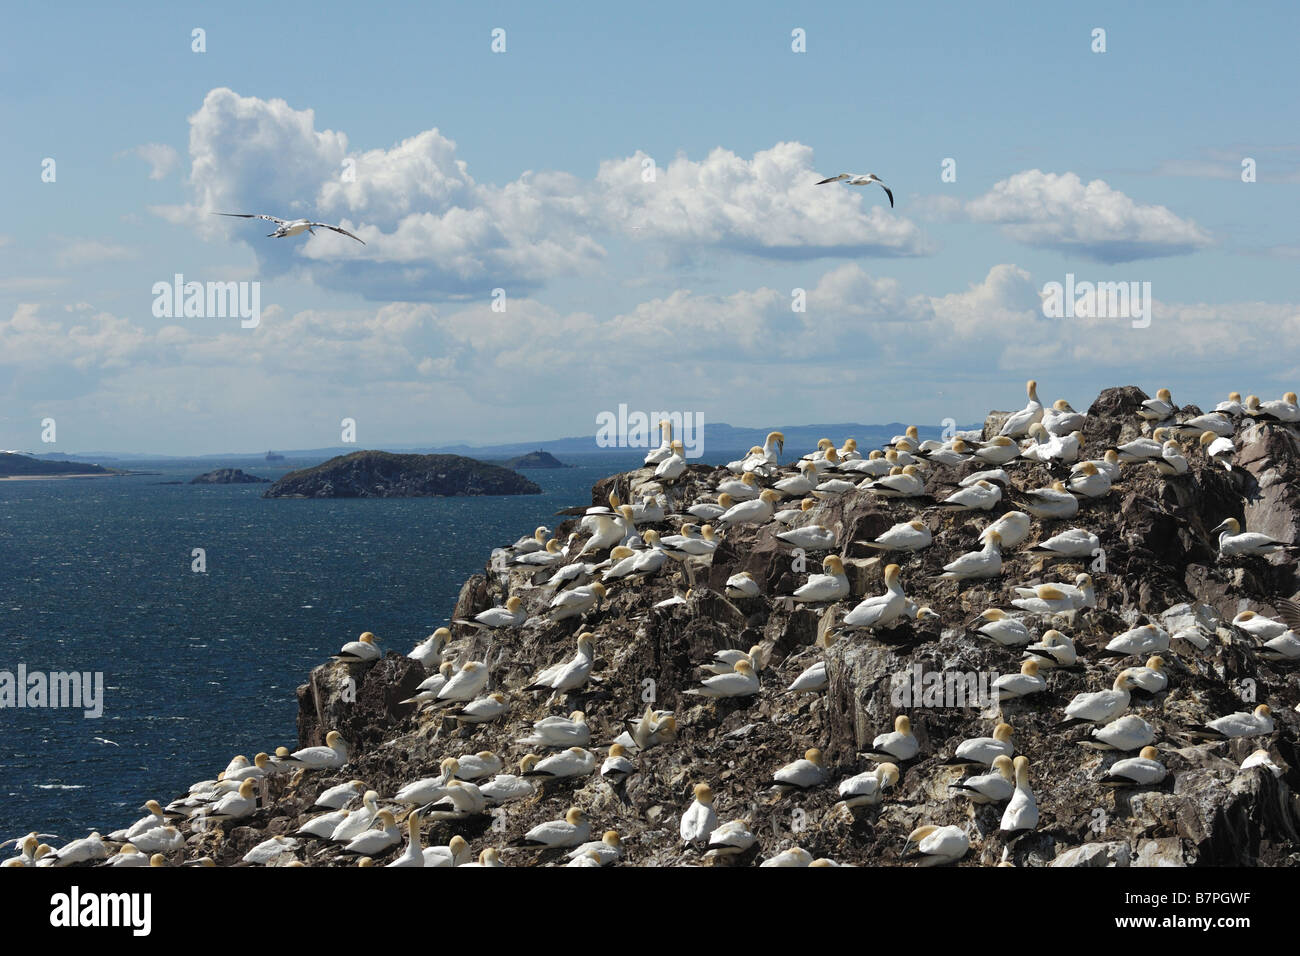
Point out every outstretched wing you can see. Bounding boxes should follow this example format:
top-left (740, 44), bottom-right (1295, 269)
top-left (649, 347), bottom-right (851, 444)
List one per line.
top-left (311, 223), bottom-right (366, 244)
top-left (215, 212), bottom-right (286, 225)
top-left (880, 183), bottom-right (895, 207)
top-left (814, 174), bottom-right (850, 185)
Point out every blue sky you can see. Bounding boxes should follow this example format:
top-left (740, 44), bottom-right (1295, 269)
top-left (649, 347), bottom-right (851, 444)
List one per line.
top-left (2, 1), bottom-right (1298, 454)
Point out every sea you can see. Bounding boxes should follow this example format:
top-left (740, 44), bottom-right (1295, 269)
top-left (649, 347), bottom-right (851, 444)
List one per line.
top-left (0, 449), bottom-right (745, 841)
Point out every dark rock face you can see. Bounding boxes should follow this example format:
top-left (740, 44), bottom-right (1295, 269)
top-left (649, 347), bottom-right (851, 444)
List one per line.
top-left (263, 451), bottom-right (542, 498)
top-left (190, 468), bottom-right (270, 484)
top-left (89, 387), bottom-right (1300, 867)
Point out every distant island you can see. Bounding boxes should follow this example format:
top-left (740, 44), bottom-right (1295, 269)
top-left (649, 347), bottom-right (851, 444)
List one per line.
top-left (265, 451), bottom-right (285, 462)
top-left (263, 450), bottom-right (542, 498)
top-left (499, 450), bottom-right (569, 469)
top-left (191, 468), bottom-right (271, 485)
top-left (0, 452), bottom-right (119, 479)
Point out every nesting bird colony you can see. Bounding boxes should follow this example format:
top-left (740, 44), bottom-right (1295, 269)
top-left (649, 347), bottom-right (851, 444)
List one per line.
top-left (8, 383), bottom-right (1300, 867)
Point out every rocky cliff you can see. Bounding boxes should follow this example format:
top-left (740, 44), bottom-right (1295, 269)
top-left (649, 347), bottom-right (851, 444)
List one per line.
top-left (91, 387), bottom-right (1300, 866)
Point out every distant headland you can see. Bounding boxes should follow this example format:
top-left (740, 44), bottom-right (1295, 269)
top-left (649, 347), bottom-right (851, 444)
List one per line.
top-left (263, 450), bottom-right (543, 498)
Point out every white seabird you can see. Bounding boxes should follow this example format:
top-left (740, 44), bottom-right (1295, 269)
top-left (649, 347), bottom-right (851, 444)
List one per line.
top-left (215, 212), bottom-right (365, 243)
top-left (814, 171), bottom-right (894, 206)
top-left (1098, 746), bottom-right (1167, 786)
top-left (680, 783), bottom-right (720, 844)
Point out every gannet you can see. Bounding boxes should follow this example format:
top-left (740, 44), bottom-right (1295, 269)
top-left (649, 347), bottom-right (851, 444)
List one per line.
top-left (344, 810), bottom-right (401, 855)
top-left (761, 846), bottom-right (815, 867)
top-left (1254, 391), bottom-right (1300, 421)
top-left (973, 435), bottom-right (1021, 465)
top-left (999, 756), bottom-right (1038, 832)
top-left (524, 747), bottom-right (597, 779)
top-left (422, 778), bottom-right (489, 819)
top-left (1153, 439), bottom-right (1189, 476)
top-left (950, 755), bottom-right (1016, 804)
top-left (717, 488), bottom-right (781, 527)
top-left (1189, 704), bottom-right (1274, 739)
top-left (792, 554), bottom-right (850, 603)
top-left (857, 519), bottom-right (932, 552)
top-left (864, 464), bottom-right (925, 498)
top-left (618, 706), bottom-right (677, 751)
top-left (520, 807), bottom-right (590, 848)
top-left (1066, 461), bottom-right (1111, 498)
top-left (680, 783), bottom-right (719, 843)
top-left (511, 526), bottom-right (551, 554)
top-left (576, 513), bottom-right (626, 557)
top-left (601, 744), bottom-right (636, 787)
top-left (297, 806), bottom-right (353, 839)
top-left (644, 420), bottom-right (674, 465)
top-left (980, 511), bottom-right (1031, 549)
top-left (547, 581), bottom-right (606, 620)
top-left (1062, 672), bottom-right (1135, 725)
top-left (43, 832), bottom-right (108, 867)
top-left (1022, 629), bottom-right (1077, 667)
top-left (565, 831), bottom-right (622, 866)
top-left (841, 563), bottom-right (906, 628)
top-left (399, 661), bottom-right (456, 706)
top-left (787, 659), bottom-right (828, 694)
top-left (777, 523), bottom-right (837, 550)
top-left (942, 722), bottom-right (1015, 767)
top-left (902, 825), bottom-right (969, 866)
top-left (106, 844), bottom-right (150, 867)
top-left (994, 660), bottom-right (1046, 700)
top-left (938, 531), bottom-right (1002, 581)
top-left (843, 450), bottom-right (892, 477)
top-left (961, 467), bottom-right (1012, 487)
top-left (1115, 428), bottom-right (1169, 463)
top-left (451, 751), bottom-right (503, 781)
top-left (939, 480), bottom-right (1001, 511)
top-left (724, 571), bottom-right (761, 598)
top-left (129, 825), bottom-right (183, 854)
top-left (384, 811), bottom-right (426, 868)
top-left (334, 631), bottom-right (381, 663)
top-left (1011, 584), bottom-right (1081, 615)
top-left (395, 763), bottom-right (457, 805)
top-left (1101, 624), bottom-right (1169, 658)
top-left (917, 438), bottom-right (974, 468)
top-left (684, 658), bottom-right (760, 698)
top-left (243, 835), bottom-right (299, 866)
top-left (692, 495), bottom-right (731, 521)
top-left (812, 477), bottom-right (856, 498)
top-left (526, 633), bottom-right (594, 695)
top-left (1215, 392), bottom-right (1245, 415)
top-left (705, 819), bottom-right (756, 858)
top-left (1211, 518), bottom-right (1297, 558)
top-left (1173, 411), bottom-right (1233, 438)
top-left (1199, 431), bottom-right (1235, 470)
top-left (837, 762), bottom-right (899, 808)
top-left (1085, 714), bottom-right (1156, 751)
top-left (1019, 481), bottom-right (1079, 520)
top-left (457, 596), bottom-right (526, 630)
top-left (461, 847), bottom-right (504, 867)
top-left (279, 733), bottom-right (348, 770)
top-left (437, 661), bottom-right (490, 703)
top-left (1138, 387), bottom-right (1175, 421)
top-left (480, 756), bottom-right (540, 804)
top-left (518, 710), bottom-right (591, 748)
top-left (865, 715), bottom-right (919, 762)
top-left (452, 692), bottom-right (508, 724)
top-left (1240, 750), bottom-right (1284, 776)
top-left (772, 748), bottom-right (828, 790)
top-left (215, 212), bottom-right (365, 243)
top-left (1099, 746), bottom-right (1167, 786)
top-left (408, 627), bottom-right (449, 671)
top-left (999, 380), bottom-right (1045, 438)
top-left (109, 800), bottom-right (168, 841)
top-left (1260, 630), bottom-right (1300, 660)
top-left (654, 440), bottom-right (687, 482)
top-left (224, 752), bottom-right (275, 782)
top-left (1042, 399), bottom-right (1086, 436)
top-left (192, 778), bottom-right (260, 822)
top-left (1126, 656), bottom-right (1168, 693)
top-left (814, 171), bottom-right (894, 206)
top-left (422, 834), bottom-right (472, 868)
top-left (717, 471), bottom-right (761, 501)
top-left (1028, 527), bottom-right (1099, 559)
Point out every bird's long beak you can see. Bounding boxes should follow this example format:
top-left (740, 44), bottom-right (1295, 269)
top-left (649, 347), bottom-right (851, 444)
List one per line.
top-left (1210, 520), bottom-right (1228, 533)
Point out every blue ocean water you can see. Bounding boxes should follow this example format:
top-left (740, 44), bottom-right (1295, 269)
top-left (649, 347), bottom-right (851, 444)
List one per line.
top-left (0, 451), bottom-right (685, 840)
